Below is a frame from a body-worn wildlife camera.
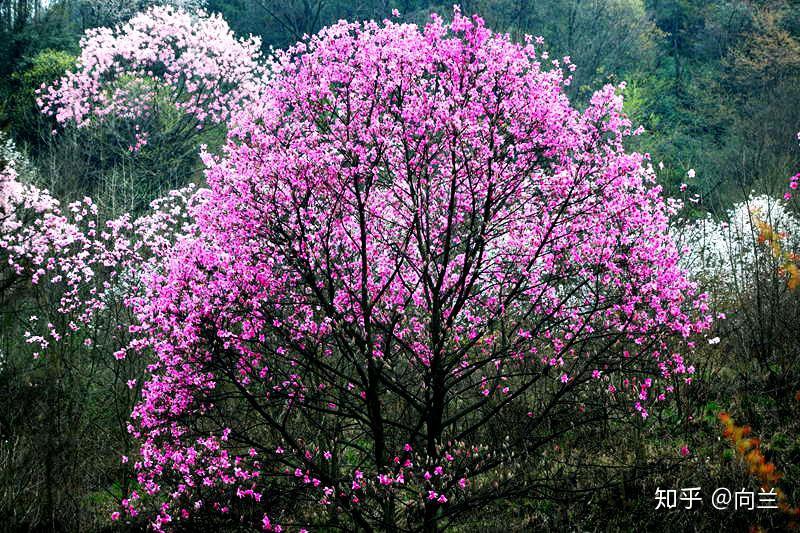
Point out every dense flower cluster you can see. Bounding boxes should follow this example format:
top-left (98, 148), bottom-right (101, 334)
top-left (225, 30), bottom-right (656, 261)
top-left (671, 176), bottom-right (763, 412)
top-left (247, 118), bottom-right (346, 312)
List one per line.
top-left (39, 6), bottom-right (265, 148)
top-left (106, 9), bottom-right (713, 530)
top-left (0, 136), bottom-right (55, 228)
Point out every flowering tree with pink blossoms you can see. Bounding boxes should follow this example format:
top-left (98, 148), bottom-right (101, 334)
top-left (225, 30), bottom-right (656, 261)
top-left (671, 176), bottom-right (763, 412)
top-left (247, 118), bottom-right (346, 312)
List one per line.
top-left (111, 10), bottom-right (712, 532)
top-left (37, 6), bottom-right (266, 204)
top-left (40, 6), bottom-right (265, 139)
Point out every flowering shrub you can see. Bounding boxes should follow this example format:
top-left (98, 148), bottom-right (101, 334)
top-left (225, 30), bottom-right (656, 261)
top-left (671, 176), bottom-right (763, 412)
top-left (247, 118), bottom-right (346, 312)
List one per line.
top-left (1, 132), bottom-right (203, 529)
top-left (39, 6), bottom-right (266, 150)
top-left (0, 132), bottom-right (198, 354)
top-left (679, 194), bottom-right (800, 294)
top-left (678, 192), bottom-right (800, 406)
top-left (116, 9), bottom-right (711, 531)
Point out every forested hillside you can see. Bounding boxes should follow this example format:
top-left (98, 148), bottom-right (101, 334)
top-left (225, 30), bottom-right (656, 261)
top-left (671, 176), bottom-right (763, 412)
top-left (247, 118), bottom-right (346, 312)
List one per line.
top-left (1, 1), bottom-right (799, 531)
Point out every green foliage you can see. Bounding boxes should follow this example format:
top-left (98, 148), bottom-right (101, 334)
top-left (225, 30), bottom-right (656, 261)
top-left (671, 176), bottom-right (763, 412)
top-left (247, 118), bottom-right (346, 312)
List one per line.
top-left (5, 49), bottom-right (74, 144)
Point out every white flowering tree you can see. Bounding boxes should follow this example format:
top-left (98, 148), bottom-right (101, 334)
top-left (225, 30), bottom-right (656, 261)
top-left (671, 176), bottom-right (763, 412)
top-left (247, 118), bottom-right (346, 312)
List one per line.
top-left (679, 193), bottom-right (800, 408)
top-left (680, 194), bottom-right (800, 294)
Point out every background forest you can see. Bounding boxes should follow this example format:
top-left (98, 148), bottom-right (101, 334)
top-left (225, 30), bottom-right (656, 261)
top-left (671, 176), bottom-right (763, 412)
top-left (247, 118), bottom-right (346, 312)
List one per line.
top-left (1, 0), bottom-right (800, 531)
